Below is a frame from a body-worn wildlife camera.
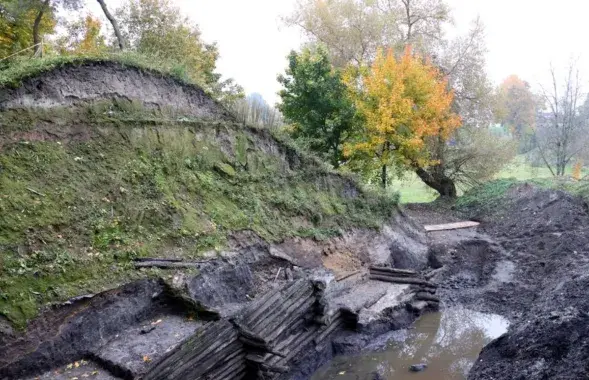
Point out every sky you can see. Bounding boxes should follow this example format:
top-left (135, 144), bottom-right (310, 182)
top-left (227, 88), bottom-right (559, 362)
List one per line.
top-left (87, 0), bottom-right (589, 104)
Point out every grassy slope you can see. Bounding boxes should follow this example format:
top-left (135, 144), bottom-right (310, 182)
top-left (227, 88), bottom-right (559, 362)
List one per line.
top-left (455, 177), bottom-right (589, 215)
top-left (0, 63), bottom-right (397, 328)
top-left (0, 53), bottom-right (205, 89)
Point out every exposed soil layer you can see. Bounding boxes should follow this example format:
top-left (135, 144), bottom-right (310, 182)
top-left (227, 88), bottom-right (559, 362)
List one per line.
top-left (407, 184), bottom-right (589, 380)
top-left (0, 61), bottom-right (233, 121)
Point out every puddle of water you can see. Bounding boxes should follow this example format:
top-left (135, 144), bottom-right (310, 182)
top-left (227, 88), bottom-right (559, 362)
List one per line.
top-left (312, 308), bottom-right (509, 380)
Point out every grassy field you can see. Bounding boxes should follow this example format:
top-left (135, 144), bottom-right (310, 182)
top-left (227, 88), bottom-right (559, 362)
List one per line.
top-left (392, 155), bottom-right (589, 203)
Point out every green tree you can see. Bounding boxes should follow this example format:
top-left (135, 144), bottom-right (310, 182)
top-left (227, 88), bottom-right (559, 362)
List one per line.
top-left (0, 0), bottom-right (56, 59)
top-left (277, 46), bottom-right (356, 168)
top-left (494, 75), bottom-right (538, 152)
top-left (344, 47), bottom-right (461, 192)
top-left (284, 0), bottom-right (451, 67)
top-left (116, 0), bottom-right (243, 102)
top-left (56, 14), bottom-right (107, 55)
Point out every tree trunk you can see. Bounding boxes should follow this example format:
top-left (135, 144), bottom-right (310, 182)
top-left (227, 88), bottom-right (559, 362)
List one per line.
top-left (96, 0), bottom-right (125, 50)
top-left (381, 164), bottom-right (387, 188)
top-left (415, 167), bottom-right (457, 198)
top-left (33, 0), bottom-right (51, 57)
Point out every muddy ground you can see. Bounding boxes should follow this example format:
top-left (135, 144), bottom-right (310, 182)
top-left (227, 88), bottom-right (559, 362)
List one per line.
top-left (2, 183), bottom-right (589, 380)
top-left (406, 183), bottom-right (589, 380)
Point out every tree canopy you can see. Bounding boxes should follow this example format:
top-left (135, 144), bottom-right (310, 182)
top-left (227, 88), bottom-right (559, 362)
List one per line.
top-left (494, 75), bottom-right (538, 152)
top-left (277, 46), bottom-right (356, 168)
top-left (344, 47), bottom-right (461, 189)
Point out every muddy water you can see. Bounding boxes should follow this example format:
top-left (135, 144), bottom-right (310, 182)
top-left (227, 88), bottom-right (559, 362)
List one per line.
top-left (312, 308), bottom-right (509, 380)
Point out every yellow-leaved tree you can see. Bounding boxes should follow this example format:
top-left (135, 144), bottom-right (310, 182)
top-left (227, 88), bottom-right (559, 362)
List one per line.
top-left (344, 47), bottom-right (461, 193)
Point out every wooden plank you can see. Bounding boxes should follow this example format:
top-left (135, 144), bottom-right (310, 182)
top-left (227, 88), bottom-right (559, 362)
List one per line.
top-left (424, 221), bottom-right (480, 232)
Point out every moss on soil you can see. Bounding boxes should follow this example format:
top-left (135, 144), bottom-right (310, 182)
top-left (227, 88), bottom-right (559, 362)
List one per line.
top-left (0, 100), bottom-right (397, 329)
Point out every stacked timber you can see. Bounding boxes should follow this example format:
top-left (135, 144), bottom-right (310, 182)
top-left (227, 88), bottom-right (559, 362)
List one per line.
top-left (369, 266), bottom-right (440, 310)
top-left (143, 320), bottom-right (245, 380)
top-left (233, 279), bottom-right (318, 377)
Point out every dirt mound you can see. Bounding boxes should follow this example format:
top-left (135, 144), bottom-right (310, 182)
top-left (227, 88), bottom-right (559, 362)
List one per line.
top-left (407, 184), bottom-right (589, 380)
top-left (456, 185), bottom-right (589, 379)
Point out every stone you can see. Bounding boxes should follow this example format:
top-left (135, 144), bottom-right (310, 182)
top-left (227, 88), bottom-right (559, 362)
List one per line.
top-left (409, 363), bottom-right (428, 372)
top-left (408, 301), bottom-right (428, 312)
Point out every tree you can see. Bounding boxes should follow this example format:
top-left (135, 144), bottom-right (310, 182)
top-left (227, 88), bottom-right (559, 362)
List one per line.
top-left (56, 14), bottom-right (107, 55)
top-left (284, 0), bottom-right (451, 67)
top-left (426, 18), bottom-right (516, 191)
top-left (286, 2), bottom-right (513, 196)
top-left (345, 47), bottom-right (461, 192)
top-left (30, 0), bottom-right (83, 56)
top-left (535, 63), bottom-right (589, 176)
top-left (232, 93), bottom-right (284, 130)
top-left (96, 0), bottom-right (124, 50)
top-left (277, 46), bottom-right (357, 168)
top-left (116, 0), bottom-right (243, 101)
top-left (0, 0), bottom-right (56, 59)
top-left (494, 75), bottom-right (538, 152)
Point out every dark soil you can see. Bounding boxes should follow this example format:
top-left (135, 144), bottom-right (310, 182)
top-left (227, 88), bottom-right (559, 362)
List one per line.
top-left (407, 183), bottom-right (589, 380)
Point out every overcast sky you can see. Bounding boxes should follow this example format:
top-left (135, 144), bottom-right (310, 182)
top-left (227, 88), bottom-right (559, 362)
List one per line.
top-left (88, 0), bottom-right (589, 104)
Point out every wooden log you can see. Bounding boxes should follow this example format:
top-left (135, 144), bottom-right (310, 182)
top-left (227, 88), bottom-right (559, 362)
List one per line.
top-left (240, 288), bottom-right (283, 325)
top-left (144, 322), bottom-right (233, 379)
top-left (369, 268), bottom-right (417, 278)
top-left (208, 358), bottom-right (246, 380)
top-left (233, 322), bottom-right (268, 344)
top-left (245, 280), bottom-right (309, 328)
top-left (204, 347), bottom-right (245, 378)
top-left (273, 313), bottom-right (308, 342)
top-left (424, 221), bottom-right (479, 232)
top-left (369, 266), bottom-right (417, 275)
top-left (336, 270), bottom-right (361, 282)
top-left (369, 274), bottom-right (435, 286)
top-left (416, 292), bottom-right (440, 302)
top-left (260, 363), bottom-right (290, 374)
top-left (182, 340), bottom-right (242, 379)
top-left (250, 283), bottom-right (314, 333)
top-left (264, 297), bottom-right (316, 342)
top-left (283, 327), bottom-right (320, 362)
top-left (163, 328), bottom-right (238, 379)
top-left (314, 318), bottom-right (344, 345)
top-left (409, 285), bottom-right (437, 294)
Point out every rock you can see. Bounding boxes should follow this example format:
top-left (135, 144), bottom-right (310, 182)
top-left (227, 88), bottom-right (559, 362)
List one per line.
top-left (370, 364), bottom-right (387, 379)
top-left (409, 363), bottom-right (428, 372)
top-left (549, 311), bottom-right (559, 320)
top-left (408, 301), bottom-right (428, 313)
top-left (140, 325), bottom-right (156, 334)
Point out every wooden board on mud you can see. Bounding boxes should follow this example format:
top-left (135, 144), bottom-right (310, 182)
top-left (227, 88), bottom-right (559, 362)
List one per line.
top-left (424, 221), bottom-right (480, 232)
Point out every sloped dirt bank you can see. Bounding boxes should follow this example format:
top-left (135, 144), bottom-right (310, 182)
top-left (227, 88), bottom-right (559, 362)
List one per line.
top-left (0, 214), bottom-right (432, 380)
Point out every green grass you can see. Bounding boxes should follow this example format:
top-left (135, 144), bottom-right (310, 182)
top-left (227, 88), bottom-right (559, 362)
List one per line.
top-left (0, 52), bottom-right (206, 90)
top-left (0, 102), bottom-right (397, 328)
top-left (390, 175), bottom-right (438, 203)
top-left (391, 155), bottom-right (589, 204)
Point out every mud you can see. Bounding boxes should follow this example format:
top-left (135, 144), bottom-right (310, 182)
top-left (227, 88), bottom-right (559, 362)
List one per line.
top-left (408, 184), bottom-right (589, 380)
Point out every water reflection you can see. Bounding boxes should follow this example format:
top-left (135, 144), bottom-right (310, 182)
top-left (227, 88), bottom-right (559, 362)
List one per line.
top-left (312, 308), bottom-right (509, 380)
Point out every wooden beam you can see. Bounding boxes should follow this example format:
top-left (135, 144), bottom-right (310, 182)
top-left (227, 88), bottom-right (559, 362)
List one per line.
top-left (424, 221), bottom-right (480, 232)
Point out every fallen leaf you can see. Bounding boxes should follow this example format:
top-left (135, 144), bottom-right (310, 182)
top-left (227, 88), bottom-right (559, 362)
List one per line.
top-left (74, 361), bottom-right (80, 368)
top-left (338, 371), bottom-right (346, 375)
top-left (151, 319), bottom-right (162, 326)
top-left (143, 355), bottom-right (152, 363)
top-left (66, 363), bottom-right (73, 369)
